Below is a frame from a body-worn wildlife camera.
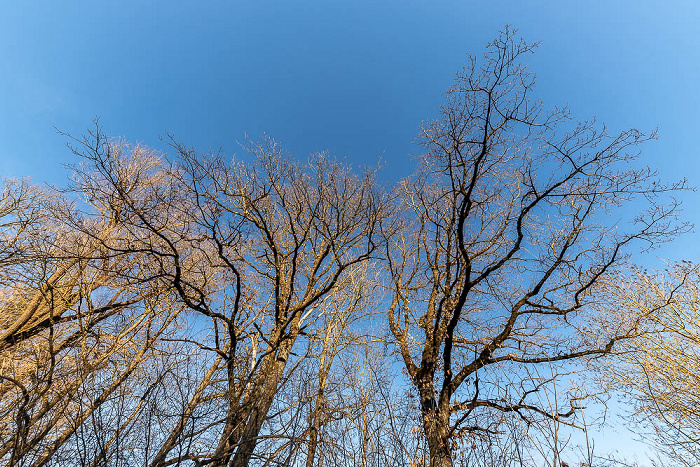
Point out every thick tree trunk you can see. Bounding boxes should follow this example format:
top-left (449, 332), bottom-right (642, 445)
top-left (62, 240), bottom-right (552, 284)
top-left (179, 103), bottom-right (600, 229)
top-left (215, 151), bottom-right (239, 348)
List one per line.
top-left (229, 337), bottom-right (294, 467)
top-left (419, 385), bottom-right (453, 467)
top-left (425, 432), bottom-right (453, 467)
top-left (209, 317), bottom-right (300, 467)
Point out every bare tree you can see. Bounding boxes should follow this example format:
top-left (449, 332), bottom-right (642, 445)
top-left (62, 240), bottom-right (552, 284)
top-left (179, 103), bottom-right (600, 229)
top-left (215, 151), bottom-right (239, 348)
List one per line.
top-left (0, 173), bottom-right (186, 467)
top-left (2, 28), bottom-right (691, 467)
top-left (383, 29), bottom-right (686, 467)
top-left (600, 264), bottom-right (700, 467)
top-left (246, 267), bottom-right (419, 467)
top-left (60, 130), bottom-right (387, 467)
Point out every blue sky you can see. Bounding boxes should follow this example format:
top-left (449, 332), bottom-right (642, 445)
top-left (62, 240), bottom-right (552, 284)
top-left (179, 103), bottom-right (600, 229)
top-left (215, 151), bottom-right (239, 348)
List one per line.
top-left (1, 0), bottom-right (699, 257)
top-left (1, 1), bottom-right (698, 460)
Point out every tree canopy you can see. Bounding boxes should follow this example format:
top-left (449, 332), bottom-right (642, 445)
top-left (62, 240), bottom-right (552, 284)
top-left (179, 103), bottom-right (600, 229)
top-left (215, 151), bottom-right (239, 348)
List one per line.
top-left (0, 30), bottom-right (695, 467)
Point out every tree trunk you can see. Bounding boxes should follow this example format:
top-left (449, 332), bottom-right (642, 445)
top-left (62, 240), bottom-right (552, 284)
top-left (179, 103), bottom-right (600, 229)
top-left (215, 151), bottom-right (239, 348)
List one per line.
top-left (419, 386), bottom-right (453, 467)
top-left (206, 314), bottom-right (300, 467)
top-left (305, 400), bottom-right (322, 467)
top-left (425, 432), bottom-right (453, 467)
top-left (229, 339), bottom-right (294, 467)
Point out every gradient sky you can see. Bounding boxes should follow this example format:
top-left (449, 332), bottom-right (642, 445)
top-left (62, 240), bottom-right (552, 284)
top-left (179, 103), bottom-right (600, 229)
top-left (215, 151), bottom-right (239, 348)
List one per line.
top-left (3, 2), bottom-right (698, 250)
top-left (2, 2), bottom-right (699, 204)
top-left (1, 1), bottom-right (698, 460)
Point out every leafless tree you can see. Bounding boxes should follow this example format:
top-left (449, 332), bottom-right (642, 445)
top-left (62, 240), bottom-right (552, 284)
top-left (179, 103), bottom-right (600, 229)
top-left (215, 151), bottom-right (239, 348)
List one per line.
top-left (0, 172), bottom-right (187, 467)
top-left (599, 264), bottom-right (700, 467)
top-left (2, 28), bottom-right (692, 467)
top-left (56, 129), bottom-right (388, 467)
top-left (383, 28), bottom-right (686, 467)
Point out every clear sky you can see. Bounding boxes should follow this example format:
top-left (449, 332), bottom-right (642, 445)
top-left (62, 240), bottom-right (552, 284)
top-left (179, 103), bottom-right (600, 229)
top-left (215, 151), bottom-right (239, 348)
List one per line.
top-left (3, 2), bottom-right (698, 252)
top-left (1, 1), bottom-right (698, 461)
top-left (2, 1), bottom-right (699, 222)
top-left (1, 4), bottom-right (698, 236)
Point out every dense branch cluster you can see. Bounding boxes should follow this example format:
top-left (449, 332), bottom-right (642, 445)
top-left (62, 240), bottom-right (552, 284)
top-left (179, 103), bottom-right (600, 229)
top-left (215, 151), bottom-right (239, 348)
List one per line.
top-left (0, 30), bottom-right (694, 467)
